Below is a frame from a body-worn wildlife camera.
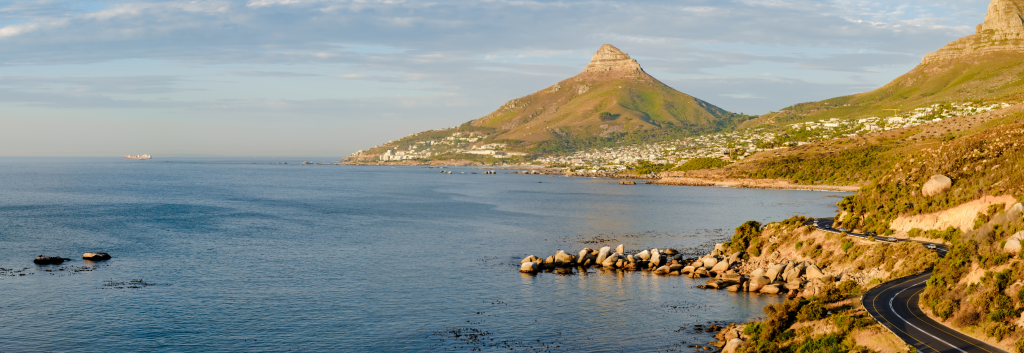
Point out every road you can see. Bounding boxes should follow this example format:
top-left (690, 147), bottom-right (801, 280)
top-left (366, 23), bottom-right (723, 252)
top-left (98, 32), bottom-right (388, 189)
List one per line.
top-left (807, 218), bottom-right (1005, 353)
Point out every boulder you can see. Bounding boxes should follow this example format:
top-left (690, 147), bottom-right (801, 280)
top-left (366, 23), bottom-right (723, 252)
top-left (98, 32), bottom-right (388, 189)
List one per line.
top-left (715, 243), bottom-right (728, 252)
top-left (785, 281), bottom-right (804, 291)
top-left (759, 285), bottom-right (781, 294)
top-left (650, 249), bottom-right (662, 267)
top-left (616, 259), bottom-right (624, 268)
top-left (636, 250), bottom-right (652, 261)
top-left (82, 252), bottom-right (111, 261)
top-left (521, 255), bottom-right (540, 264)
top-left (819, 275), bottom-right (835, 283)
top-left (728, 252), bottom-right (741, 263)
top-left (723, 339), bottom-right (744, 353)
top-left (520, 262), bottom-right (540, 273)
top-left (711, 260), bottom-right (730, 273)
top-left (626, 255), bottom-right (635, 263)
top-left (554, 251), bottom-right (574, 265)
top-left (702, 257), bottom-right (719, 268)
top-left (922, 175), bottom-right (952, 197)
top-left (681, 266), bottom-right (695, 274)
top-left (695, 268), bottom-right (709, 277)
top-left (766, 264), bottom-right (786, 282)
top-left (1006, 231), bottom-right (1024, 253)
top-left (663, 248), bottom-right (679, 256)
top-left (33, 255), bottom-right (69, 265)
top-left (616, 244), bottom-right (624, 255)
top-left (748, 276), bottom-right (771, 292)
top-left (669, 264), bottom-right (685, 272)
top-left (596, 247), bottom-right (612, 265)
top-left (839, 274), bottom-right (852, 283)
top-left (602, 254), bottom-right (620, 268)
top-left (749, 268), bottom-right (766, 278)
top-left (726, 284), bottom-right (742, 292)
top-left (805, 264), bottom-right (824, 281)
top-left (654, 266), bottom-right (671, 275)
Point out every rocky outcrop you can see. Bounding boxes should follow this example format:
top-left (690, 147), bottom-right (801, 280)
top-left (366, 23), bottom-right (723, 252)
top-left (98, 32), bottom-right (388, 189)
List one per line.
top-left (82, 252), bottom-right (111, 261)
top-left (33, 255), bottom-right (70, 265)
top-left (581, 44), bottom-right (644, 76)
top-left (922, 175), bottom-right (953, 197)
top-left (922, 0), bottom-right (1024, 64)
top-left (1006, 231), bottom-right (1024, 253)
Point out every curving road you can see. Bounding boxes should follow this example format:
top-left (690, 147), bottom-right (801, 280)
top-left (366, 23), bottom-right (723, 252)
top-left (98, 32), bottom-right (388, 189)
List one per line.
top-left (863, 272), bottom-right (1006, 353)
top-left (806, 218), bottom-right (1005, 352)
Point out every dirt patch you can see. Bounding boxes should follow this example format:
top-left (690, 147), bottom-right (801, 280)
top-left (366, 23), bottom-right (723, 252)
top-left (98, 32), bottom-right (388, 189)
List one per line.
top-left (890, 195), bottom-right (1017, 234)
top-left (852, 327), bottom-right (911, 353)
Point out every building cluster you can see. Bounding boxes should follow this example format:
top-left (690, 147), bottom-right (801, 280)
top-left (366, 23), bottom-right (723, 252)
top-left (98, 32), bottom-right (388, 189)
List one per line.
top-left (534, 101), bottom-right (1010, 172)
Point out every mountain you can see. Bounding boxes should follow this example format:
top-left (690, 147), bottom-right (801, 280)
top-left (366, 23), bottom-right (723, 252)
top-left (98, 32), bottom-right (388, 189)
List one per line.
top-left (343, 44), bottom-right (750, 163)
top-left (746, 0), bottom-right (1024, 127)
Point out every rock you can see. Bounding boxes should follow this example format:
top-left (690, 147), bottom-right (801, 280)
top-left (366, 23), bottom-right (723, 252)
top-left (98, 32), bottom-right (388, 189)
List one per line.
top-left (650, 249), bottom-right (662, 267)
top-left (602, 253), bottom-right (620, 268)
top-left (33, 255), bottom-right (69, 265)
top-left (1010, 203), bottom-right (1024, 216)
top-left (521, 255), bottom-right (540, 264)
top-left (766, 264), bottom-right (786, 282)
top-left (922, 175), bottom-right (953, 197)
top-left (805, 264), bottom-right (824, 280)
top-left (663, 248), bottom-right (679, 256)
top-left (715, 243), bottom-right (728, 252)
top-left (554, 251), bottom-right (574, 265)
top-left (669, 264), bottom-right (685, 272)
top-left (544, 256), bottom-right (556, 265)
top-left (626, 255), bottom-right (635, 263)
top-left (596, 247), bottom-right (612, 265)
top-left (840, 274), bottom-right (852, 283)
top-left (785, 281), bottom-right (803, 290)
top-left (702, 257), bottom-right (719, 268)
top-left (82, 252), bottom-right (111, 261)
top-left (819, 275), bottom-right (836, 283)
top-left (748, 276), bottom-right (771, 292)
top-left (520, 262), bottom-right (540, 273)
top-left (1006, 231), bottom-right (1024, 253)
top-left (723, 339), bottom-right (744, 353)
top-left (728, 252), bottom-right (741, 263)
top-left (759, 285), bottom-right (781, 294)
top-left (695, 268), bottom-right (709, 277)
top-left (681, 266), bottom-right (695, 274)
top-left (726, 284), bottom-right (742, 292)
top-left (636, 250), bottom-right (651, 261)
top-left (654, 266), bottom-right (671, 275)
top-left (615, 244), bottom-right (624, 255)
top-left (616, 259), bottom-right (624, 268)
top-left (749, 268), bottom-right (766, 278)
top-left (710, 249), bottom-right (722, 257)
top-left (711, 260), bottom-right (730, 273)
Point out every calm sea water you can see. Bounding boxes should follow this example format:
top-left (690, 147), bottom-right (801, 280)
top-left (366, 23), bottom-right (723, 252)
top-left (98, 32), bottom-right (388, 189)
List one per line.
top-left (0, 157), bottom-right (849, 352)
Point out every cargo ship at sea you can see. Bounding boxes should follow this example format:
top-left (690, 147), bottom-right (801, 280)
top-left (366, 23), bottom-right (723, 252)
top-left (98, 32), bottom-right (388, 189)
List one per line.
top-left (125, 154), bottom-right (152, 160)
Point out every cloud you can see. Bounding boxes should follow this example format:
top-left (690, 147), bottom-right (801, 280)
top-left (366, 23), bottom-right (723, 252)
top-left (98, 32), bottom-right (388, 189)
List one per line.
top-left (0, 0), bottom-right (996, 155)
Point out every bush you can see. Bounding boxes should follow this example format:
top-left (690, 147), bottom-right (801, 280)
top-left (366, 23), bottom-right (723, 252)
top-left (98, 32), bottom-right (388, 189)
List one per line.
top-left (731, 221), bottom-right (763, 254)
top-left (797, 301), bottom-right (827, 322)
top-left (791, 333), bottom-right (847, 353)
top-left (795, 241), bottom-right (804, 250)
top-left (841, 239), bottom-right (854, 253)
top-left (675, 157), bottom-right (730, 172)
top-left (934, 299), bottom-right (958, 321)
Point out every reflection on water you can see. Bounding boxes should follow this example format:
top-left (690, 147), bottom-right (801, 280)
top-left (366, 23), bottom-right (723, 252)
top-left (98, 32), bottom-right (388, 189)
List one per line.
top-left (0, 158), bottom-right (849, 352)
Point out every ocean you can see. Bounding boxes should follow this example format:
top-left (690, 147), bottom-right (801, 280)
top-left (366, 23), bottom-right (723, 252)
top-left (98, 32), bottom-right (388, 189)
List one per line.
top-left (0, 157), bottom-right (849, 352)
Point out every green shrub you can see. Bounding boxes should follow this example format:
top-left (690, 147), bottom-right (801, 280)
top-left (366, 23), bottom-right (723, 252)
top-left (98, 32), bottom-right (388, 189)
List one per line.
top-left (841, 239), bottom-right (854, 253)
top-left (731, 221), bottom-right (763, 254)
top-left (797, 301), bottom-right (828, 322)
top-left (795, 241), bottom-right (804, 250)
top-left (675, 157), bottom-right (730, 172)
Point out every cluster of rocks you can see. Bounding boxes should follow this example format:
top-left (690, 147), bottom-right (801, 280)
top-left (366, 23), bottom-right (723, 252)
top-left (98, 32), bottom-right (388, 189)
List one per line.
top-left (520, 245), bottom-right (692, 273)
top-left (33, 252), bottom-right (111, 265)
top-left (691, 244), bottom-right (847, 298)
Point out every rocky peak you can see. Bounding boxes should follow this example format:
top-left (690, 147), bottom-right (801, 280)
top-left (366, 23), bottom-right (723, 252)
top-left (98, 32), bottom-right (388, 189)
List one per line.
top-left (978, 0), bottom-right (1024, 38)
top-left (582, 44), bottom-right (644, 76)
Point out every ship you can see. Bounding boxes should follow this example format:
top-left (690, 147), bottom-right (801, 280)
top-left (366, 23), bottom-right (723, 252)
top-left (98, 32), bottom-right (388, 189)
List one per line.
top-left (125, 154), bottom-right (152, 160)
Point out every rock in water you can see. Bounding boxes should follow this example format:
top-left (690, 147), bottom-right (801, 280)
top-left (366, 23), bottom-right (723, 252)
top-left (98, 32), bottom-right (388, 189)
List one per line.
top-left (711, 260), bottom-right (730, 273)
top-left (766, 264), bottom-right (786, 282)
top-left (702, 257), bottom-right (718, 268)
top-left (749, 268), bottom-right (765, 278)
top-left (723, 339), bottom-right (744, 353)
top-left (82, 252), bottom-right (111, 261)
top-left (602, 254), bottom-right (620, 268)
top-left (615, 244), bottom-right (624, 255)
top-left (596, 246), bottom-right (612, 265)
top-left (521, 255), bottom-right (540, 264)
top-left (760, 285), bottom-right (781, 294)
top-left (922, 175), bottom-right (953, 197)
top-left (748, 276), bottom-right (771, 292)
top-left (650, 249), bottom-right (661, 267)
top-left (520, 262), bottom-right (540, 273)
top-left (33, 255), bottom-right (69, 265)
top-left (663, 248), bottom-right (679, 256)
top-left (1005, 231), bottom-right (1024, 253)
top-left (636, 250), bottom-right (651, 261)
top-left (554, 251), bottom-right (574, 265)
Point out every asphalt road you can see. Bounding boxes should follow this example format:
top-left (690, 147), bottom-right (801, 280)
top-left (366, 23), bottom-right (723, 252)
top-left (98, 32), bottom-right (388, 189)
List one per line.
top-left (807, 218), bottom-right (1005, 353)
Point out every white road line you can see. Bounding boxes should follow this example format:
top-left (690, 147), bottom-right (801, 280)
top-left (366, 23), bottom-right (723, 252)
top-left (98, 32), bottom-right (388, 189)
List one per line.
top-left (888, 280), bottom-right (967, 353)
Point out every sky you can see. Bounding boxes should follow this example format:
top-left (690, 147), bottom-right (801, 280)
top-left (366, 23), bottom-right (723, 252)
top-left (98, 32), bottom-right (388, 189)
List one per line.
top-left (0, 0), bottom-right (991, 156)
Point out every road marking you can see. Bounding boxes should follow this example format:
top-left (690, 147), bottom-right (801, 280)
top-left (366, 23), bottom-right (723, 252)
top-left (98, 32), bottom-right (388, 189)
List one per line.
top-left (870, 276), bottom-right (938, 353)
top-left (906, 287), bottom-right (999, 353)
top-left (889, 280), bottom-right (967, 353)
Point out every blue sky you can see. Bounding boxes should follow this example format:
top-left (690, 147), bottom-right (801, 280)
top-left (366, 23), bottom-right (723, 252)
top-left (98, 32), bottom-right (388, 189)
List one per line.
top-left (0, 0), bottom-right (990, 156)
